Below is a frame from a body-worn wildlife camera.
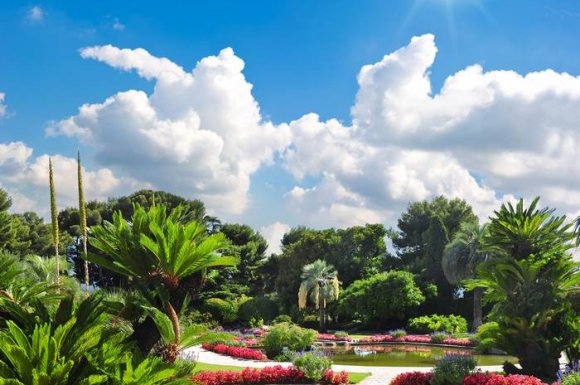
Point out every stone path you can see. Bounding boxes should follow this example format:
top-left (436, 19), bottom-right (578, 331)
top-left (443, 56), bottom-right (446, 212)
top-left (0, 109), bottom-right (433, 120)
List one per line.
top-left (183, 346), bottom-right (505, 385)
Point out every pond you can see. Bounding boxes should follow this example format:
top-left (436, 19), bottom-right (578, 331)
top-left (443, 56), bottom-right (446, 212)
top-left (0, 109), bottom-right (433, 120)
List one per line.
top-left (326, 344), bottom-right (516, 367)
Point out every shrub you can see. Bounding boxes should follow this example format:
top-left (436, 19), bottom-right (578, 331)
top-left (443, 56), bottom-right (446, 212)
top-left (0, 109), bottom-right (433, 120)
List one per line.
top-left (338, 271), bottom-right (426, 324)
top-left (262, 322), bottom-right (317, 358)
top-left (390, 329), bottom-right (407, 338)
top-left (432, 354), bottom-right (477, 385)
top-left (431, 332), bottom-right (451, 344)
top-left (390, 372), bottom-right (433, 385)
top-left (292, 351), bottom-right (332, 381)
top-left (238, 296), bottom-right (280, 324)
top-left (559, 364), bottom-right (580, 385)
top-left (203, 298), bottom-right (239, 324)
top-left (562, 373), bottom-right (580, 385)
top-left (273, 314), bottom-right (293, 324)
top-left (408, 314), bottom-right (468, 334)
top-left (473, 322), bottom-right (501, 353)
top-left (334, 331), bottom-right (348, 338)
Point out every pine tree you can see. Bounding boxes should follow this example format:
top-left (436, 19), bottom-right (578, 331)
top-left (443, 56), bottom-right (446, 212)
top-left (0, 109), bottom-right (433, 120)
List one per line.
top-left (49, 157), bottom-right (60, 284)
top-left (77, 151), bottom-right (90, 290)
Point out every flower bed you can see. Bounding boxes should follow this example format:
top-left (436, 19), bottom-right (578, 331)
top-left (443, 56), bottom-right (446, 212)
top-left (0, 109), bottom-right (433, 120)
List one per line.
top-left (358, 334), bottom-right (472, 347)
top-left (192, 365), bottom-right (350, 385)
top-left (317, 333), bottom-right (352, 342)
top-left (202, 343), bottom-right (267, 360)
top-left (390, 371), bottom-right (553, 385)
top-left (463, 373), bottom-right (550, 385)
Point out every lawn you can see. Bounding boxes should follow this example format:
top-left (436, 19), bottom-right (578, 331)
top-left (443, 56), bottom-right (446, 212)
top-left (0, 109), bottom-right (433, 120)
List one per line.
top-left (192, 362), bottom-right (371, 384)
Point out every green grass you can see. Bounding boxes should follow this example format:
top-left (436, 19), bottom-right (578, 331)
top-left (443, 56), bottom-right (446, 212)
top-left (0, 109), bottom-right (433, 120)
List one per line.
top-left (192, 362), bottom-right (371, 384)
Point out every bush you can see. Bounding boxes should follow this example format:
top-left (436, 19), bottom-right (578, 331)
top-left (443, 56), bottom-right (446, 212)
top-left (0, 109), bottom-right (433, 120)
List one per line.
top-left (292, 351), bottom-right (332, 381)
top-left (431, 332), bottom-right (451, 344)
top-left (432, 354), bottom-right (477, 385)
top-left (192, 366), bottom-right (349, 385)
top-left (390, 329), bottom-right (408, 338)
top-left (262, 322), bottom-right (317, 359)
top-left (390, 372), bottom-right (433, 385)
top-left (203, 298), bottom-right (239, 324)
top-left (273, 314), bottom-right (293, 324)
top-left (334, 331), bottom-right (348, 338)
top-left (238, 296), bottom-right (280, 324)
top-left (338, 271), bottom-right (426, 324)
top-left (562, 373), bottom-right (580, 385)
top-left (473, 322), bottom-right (501, 354)
top-left (408, 314), bottom-right (468, 334)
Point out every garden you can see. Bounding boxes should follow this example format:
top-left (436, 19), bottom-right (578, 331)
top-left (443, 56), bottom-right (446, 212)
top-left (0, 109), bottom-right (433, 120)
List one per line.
top-left (0, 157), bottom-right (578, 385)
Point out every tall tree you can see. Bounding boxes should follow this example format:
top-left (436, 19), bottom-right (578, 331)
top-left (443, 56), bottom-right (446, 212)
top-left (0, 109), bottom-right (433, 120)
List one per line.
top-left (298, 259), bottom-right (339, 332)
top-left (77, 151), bottom-right (90, 290)
top-left (48, 157), bottom-right (59, 284)
top-left (0, 189), bottom-right (17, 250)
top-left (443, 222), bottom-right (489, 330)
top-left (392, 196), bottom-right (478, 313)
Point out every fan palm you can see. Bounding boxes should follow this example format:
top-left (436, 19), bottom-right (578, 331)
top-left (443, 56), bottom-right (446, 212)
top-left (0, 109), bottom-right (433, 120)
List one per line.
top-left (298, 259), bottom-right (339, 332)
top-left (442, 222), bottom-right (489, 329)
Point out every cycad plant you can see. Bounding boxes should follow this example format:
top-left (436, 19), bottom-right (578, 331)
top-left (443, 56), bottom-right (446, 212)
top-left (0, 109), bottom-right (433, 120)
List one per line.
top-left (298, 259), bottom-right (339, 332)
top-left (86, 203), bottom-right (238, 356)
top-left (467, 197), bottom-right (579, 379)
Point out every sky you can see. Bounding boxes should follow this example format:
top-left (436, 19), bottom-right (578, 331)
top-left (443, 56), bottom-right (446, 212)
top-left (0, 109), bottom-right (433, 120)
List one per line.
top-left (2, 0), bottom-right (580, 253)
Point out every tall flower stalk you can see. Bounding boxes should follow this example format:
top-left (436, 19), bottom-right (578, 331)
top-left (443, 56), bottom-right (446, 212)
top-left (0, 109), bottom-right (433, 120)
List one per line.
top-left (77, 151), bottom-right (90, 290)
top-left (49, 157), bottom-right (59, 284)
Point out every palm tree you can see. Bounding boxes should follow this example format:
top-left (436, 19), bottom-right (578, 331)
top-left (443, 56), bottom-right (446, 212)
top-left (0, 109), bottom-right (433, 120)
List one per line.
top-left (298, 259), bottom-right (339, 332)
top-left (442, 222), bottom-right (489, 330)
top-left (86, 203), bottom-right (238, 354)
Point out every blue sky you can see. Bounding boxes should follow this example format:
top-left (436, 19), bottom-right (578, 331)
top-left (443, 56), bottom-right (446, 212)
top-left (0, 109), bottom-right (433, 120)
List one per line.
top-left (2, 0), bottom-right (580, 251)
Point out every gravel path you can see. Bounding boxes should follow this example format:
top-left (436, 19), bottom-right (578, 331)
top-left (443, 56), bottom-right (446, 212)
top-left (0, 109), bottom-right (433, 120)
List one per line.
top-left (183, 346), bottom-right (505, 385)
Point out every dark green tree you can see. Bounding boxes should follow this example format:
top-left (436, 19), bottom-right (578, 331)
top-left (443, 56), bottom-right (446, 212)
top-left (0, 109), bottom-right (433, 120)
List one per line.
top-left (0, 188), bottom-right (17, 251)
top-left (48, 157), bottom-right (60, 284)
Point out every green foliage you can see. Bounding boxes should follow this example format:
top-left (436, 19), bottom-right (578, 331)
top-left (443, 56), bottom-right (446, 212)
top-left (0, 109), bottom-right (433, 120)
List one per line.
top-left (392, 196), bottom-right (478, 312)
top-left (298, 259), bottom-right (339, 332)
top-left (432, 354), bottom-right (477, 385)
top-left (408, 314), bottom-right (468, 334)
top-left (275, 224), bottom-right (388, 311)
top-left (273, 314), bottom-right (292, 324)
top-left (430, 332), bottom-right (450, 344)
top-left (292, 351), bottom-right (332, 381)
top-left (389, 329), bottom-right (407, 338)
top-left (473, 322), bottom-right (500, 354)
top-left (334, 331), bottom-right (348, 338)
top-left (561, 373), bottom-right (580, 385)
top-left (467, 197), bottom-right (580, 379)
top-left (338, 270), bottom-right (425, 324)
top-left (237, 295), bottom-right (279, 324)
top-left (262, 322), bottom-right (317, 358)
top-left (203, 298), bottom-right (240, 324)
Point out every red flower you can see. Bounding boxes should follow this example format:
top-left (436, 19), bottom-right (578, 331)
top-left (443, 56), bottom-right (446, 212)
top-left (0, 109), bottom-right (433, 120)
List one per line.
top-left (463, 373), bottom-right (549, 385)
top-left (192, 365), bottom-right (309, 385)
top-left (203, 343), bottom-right (267, 360)
top-left (390, 371), bottom-right (433, 385)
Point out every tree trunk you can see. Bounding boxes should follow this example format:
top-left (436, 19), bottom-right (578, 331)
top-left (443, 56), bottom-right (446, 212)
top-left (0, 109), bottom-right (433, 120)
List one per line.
top-left (472, 287), bottom-right (483, 331)
top-left (319, 292), bottom-right (326, 333)
top-left (166, 302), bottom-right (180, 343)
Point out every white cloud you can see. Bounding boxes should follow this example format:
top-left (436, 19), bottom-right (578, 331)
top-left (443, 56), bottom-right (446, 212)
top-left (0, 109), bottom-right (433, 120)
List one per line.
top-left (49, 46), bottom-right (291, 216)
top-left (260, 222), bottom-right (291, 255)
top-left (112, 18), bottom-right (125, 31)
top-left (27, 6), bottom-right (44, 22)
top-left (0, 141), bottom-right (148, 216)
top-left (0, 92), bottom-right (6, 117)
top-left (283, 34), bottom-right (580, 227)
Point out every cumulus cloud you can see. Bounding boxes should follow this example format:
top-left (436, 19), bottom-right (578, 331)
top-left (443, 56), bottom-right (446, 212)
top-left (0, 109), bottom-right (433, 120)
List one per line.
top-left (283, 34), bottom-right (579, 227)
top-left (49, 46), bottom-right (291, 215)
top-left (27, 6), bottom-right (44, 22)
top-left (0, 141), bottom-right (148, 216)
top-left (260, 222), bottom-right (291, 255)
